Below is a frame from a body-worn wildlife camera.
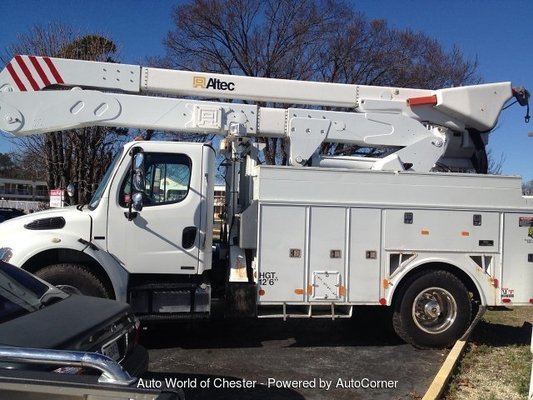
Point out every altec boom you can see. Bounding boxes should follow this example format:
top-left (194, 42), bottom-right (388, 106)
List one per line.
top-left (0, 55), bottom-right (531, 348)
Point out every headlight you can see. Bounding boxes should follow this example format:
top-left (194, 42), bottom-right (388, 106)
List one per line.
top-left (0, 247), bottom-right (13, 263)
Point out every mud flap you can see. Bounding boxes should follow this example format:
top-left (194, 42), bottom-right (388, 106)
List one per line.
top-left (460, 305), bottom-right (486, 341)
top-left (225, 283), bottom-right (257, 318)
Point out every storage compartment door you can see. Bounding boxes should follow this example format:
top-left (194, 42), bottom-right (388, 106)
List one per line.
top-left (384, 210), bottom-right (500, 252)
top-left (348, 208), bottom-right (381, 302)
top-left (501, 213), bottom-right (533, 304)
top-left (309, 207), bottom-right (346, 301)
top-left (258, 205), bottom-right (306, 302)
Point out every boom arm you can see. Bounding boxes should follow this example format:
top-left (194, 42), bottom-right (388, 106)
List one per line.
top-left (0, 55), bottom-right (519, 172)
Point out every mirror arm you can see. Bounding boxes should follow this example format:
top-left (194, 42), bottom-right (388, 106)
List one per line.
top-left (124, 211), bottom-right (138, 220)
top-left (127, 155), bottom-right (135, 221)
top-left (126, 147), bottom-right (142, 221)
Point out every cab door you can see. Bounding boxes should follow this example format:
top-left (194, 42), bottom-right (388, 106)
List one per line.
top-left (106, 143), bottom-right (208, 275)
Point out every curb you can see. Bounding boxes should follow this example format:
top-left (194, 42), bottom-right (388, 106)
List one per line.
top-left (422, 340), bottom-right (468, 400)
top-left (529, 328), bottom-right (533, 400)
top-left (422, 306), bottom-right (486, 400)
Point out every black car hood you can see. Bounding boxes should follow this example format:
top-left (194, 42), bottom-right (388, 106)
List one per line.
top-left (0, 295), bottom-right (130, 350)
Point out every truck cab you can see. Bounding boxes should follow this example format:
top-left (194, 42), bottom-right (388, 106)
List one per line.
top-left (0, 141), bottom-right (215, 309)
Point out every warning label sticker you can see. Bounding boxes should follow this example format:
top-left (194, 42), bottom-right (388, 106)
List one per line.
top-left (518, 216), bottom-right (533, 227)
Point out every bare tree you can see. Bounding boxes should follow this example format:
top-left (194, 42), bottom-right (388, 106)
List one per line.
top-left (158, 0), bottom-right (479, 165)
top-left (2, 23), bottom-right (130, 204)
top-left (0, 151), bottom-right (46, 181)
top-left (486, 148), bottom-right (505, 175)
top-left (523, 180), bottom-right (533, 195)
top-left (155, 0), bottom-right (346, 164)
top-left (0, 153), bottom-right (21, 179)
top-left (317, 18), bottom-right (478, 88)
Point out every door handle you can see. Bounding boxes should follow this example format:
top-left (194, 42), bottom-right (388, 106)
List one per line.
top-left (182, 226), bottom-right (197, 249)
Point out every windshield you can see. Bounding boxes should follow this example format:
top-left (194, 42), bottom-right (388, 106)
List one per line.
top-left (88, 152), bottom-right (122, 210)
top-left (0, 262), bottom-right (58, 323)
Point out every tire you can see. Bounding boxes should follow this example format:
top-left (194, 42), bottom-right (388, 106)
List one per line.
top-left (36, 263), bottom-right (111, 298)
top-left (392, 270), bottom-right (471, 348)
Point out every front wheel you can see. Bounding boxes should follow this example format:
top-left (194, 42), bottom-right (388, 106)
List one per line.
top-left (393, 270), bottom-right (472, 348)
top-left (36, 263), bottom-right (112, 298)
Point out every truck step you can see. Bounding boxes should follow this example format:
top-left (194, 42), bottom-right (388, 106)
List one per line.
top-left (257, 304), bottom-right (353, 320)
top-left (137, 312), bottom-right (210, 322)
top-left (128, 283), bottom-right (211, 316)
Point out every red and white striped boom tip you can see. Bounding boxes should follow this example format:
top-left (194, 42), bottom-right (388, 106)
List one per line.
top-left (5, 55), bottom-right (64, 91)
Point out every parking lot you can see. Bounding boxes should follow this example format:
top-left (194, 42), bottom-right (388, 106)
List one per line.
top-left (141, 308), bottom-right (448, 400)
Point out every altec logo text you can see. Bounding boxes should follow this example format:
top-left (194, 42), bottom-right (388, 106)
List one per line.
top-left (193, 76), bottom-right (235, 91)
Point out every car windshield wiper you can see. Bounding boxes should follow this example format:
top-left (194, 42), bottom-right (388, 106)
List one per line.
top-left (39, 290), bottom-right (67, 307)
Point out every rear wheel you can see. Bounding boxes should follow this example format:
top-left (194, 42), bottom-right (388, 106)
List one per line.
top-left (393, 270), bottom-right (471, 348)
top-left (36, 263), bottom-right (112, 298)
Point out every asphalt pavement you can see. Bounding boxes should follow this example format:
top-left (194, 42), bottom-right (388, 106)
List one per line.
top-left (140, 307), bottom-right (447, 400)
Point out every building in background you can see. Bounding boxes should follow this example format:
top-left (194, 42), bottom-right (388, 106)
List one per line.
top-left (213, 185), bottom-right (225, 222)
top-left (0, 177), bottom-right (48, 212)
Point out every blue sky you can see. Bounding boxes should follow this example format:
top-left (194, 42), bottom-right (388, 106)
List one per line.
top-left (0, 0), bottom-right (531, 181)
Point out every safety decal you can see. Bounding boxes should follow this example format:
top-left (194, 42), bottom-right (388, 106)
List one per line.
top-left (526, 226), bottom-right (533, 244)
top-left (501, 288), bottom-right (515, 298)
top-left (518, 217), bottom-right (533, 243)
top-left (6, 55), bottom-right (64, 91)
top-left (518, 216), bottom-right (533, 227)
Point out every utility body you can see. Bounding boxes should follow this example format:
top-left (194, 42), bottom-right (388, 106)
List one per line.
top-left (0, 55), bottom-right (532, 347)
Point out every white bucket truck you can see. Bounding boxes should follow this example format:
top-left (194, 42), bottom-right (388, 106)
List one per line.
top-left (0, 55), bottom-right (531, 347)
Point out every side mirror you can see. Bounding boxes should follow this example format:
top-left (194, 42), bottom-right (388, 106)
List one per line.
top-left (132, 152), bottom-right (145, 191)
top-left (131, 192), bottom-right (143, 212)
top-left (126, 148), bottom-right (146, 221)
top-left (133, 151), bottom-right (144, 170)
top-left (66, 183), bottom-right (75, 198)
top-left (133, 171), bottom-right (145, 192)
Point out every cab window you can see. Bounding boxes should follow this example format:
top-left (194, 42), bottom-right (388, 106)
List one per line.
top-left (120, 153), bottom-right (192, 207)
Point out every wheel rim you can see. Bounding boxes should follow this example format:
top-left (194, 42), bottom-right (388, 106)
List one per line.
top-left (412, 287), bottom-right (457, 334)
